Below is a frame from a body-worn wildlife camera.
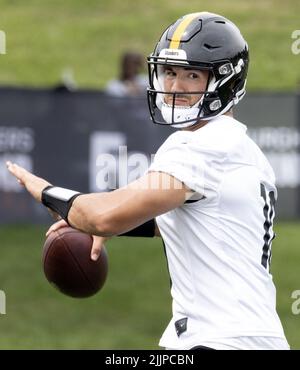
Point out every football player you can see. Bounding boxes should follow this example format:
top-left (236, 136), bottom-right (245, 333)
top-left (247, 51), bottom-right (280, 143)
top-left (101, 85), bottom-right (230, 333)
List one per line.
top-left (7, 12), bottom-right (289, 350)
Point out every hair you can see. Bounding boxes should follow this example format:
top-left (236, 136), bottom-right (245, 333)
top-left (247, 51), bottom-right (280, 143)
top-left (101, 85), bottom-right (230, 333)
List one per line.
top-left (120, 52), bottom-right (144, 81)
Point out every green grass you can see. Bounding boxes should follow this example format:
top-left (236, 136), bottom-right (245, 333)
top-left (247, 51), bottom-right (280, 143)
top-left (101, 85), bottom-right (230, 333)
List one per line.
top-left (0, 222), bottom-right (299, 349)
top-left (0, 225), bottom-right (171, 349)
top-left (0, 0), bottom-right (299, 90)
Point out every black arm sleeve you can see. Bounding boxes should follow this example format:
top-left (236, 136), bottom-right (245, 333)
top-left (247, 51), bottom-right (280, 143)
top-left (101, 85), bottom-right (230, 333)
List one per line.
top-left (118, 219), bottom-right (155, 237)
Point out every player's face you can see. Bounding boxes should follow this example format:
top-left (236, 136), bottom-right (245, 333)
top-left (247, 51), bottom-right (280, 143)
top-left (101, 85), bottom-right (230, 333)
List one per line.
top-left (160, 66), bottom-right (209, 107)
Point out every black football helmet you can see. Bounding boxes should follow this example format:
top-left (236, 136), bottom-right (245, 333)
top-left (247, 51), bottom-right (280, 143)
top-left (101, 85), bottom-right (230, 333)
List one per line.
top-left (147, 12), bottom-right (249, 128)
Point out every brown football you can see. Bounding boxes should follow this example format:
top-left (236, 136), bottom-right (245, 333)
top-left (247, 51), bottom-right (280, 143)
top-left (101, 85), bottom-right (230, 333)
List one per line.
top-left (42, 227), bottom-right (108, 298)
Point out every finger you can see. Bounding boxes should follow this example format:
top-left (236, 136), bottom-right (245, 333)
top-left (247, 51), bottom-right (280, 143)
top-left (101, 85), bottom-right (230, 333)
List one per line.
top-left (46, 219), bottom-right (68, 237)
top-left (6, 162), bottom-right (28, 182)
top-left (91, 236), bottom-right (103, 261)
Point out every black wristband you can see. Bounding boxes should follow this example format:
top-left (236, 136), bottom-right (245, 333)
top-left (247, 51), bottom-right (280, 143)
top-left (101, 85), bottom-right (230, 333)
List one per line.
top-left (119, 219), bottom-right (155, 237)
top-left (41, 185), bottom-right (82, 223)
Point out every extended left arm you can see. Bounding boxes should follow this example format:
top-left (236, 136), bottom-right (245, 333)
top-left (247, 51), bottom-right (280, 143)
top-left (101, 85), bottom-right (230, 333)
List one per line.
top-left (6, 162), bottom-right (191, 237)
top-left (67, 172), bottom-right (189, 236)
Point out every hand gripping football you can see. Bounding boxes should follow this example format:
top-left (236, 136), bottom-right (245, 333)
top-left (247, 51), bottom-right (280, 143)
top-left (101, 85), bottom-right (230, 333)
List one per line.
top-left (42, 227), bottom-right (108, 298)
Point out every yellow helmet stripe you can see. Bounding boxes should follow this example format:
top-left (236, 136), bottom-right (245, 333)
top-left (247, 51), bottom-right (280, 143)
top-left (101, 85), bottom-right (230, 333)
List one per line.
top-left (169, 12), bottom-right (206, 49)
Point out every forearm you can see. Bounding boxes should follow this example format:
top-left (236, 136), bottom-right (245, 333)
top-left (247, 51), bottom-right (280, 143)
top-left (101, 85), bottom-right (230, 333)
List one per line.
top-left (34, 172), bottom-right (187, 237)
top-left (7, 162), bottom-right (189, 236)
top-left (67, 188), bottom-right (158, 236)
top-left (67, 191), bottom-right (125, 236)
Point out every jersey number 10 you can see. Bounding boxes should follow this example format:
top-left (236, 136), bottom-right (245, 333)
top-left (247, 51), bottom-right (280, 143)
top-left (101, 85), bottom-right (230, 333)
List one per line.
top-left (260, 184), bottom-right (276, 271)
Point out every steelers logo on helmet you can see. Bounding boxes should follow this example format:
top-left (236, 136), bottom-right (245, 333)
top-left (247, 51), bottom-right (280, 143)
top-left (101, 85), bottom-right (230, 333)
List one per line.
top-left (147, 12), bottom-right (249, 128)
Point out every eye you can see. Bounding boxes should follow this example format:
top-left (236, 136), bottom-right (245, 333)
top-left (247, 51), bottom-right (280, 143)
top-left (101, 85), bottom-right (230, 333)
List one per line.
top-left (164, 68), bottom-right (176, 78)
top-left (189, 72), bottom-right (200, 79)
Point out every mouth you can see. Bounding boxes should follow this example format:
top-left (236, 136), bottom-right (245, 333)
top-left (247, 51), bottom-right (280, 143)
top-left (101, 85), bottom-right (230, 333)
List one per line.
top-left (165, 97), bottom-right (190, 106)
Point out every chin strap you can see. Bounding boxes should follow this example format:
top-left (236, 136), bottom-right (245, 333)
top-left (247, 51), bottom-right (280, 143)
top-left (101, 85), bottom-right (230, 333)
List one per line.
top-left (161, 103), bottom-right (201, 128)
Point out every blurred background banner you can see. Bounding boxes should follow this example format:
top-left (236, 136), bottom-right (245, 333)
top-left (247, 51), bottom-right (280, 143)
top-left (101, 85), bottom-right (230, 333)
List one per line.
top-left (236, 92), bottom-right (300, 219)
top-left (0, 87), bottom-right (298, 222)
top-left (0, 87), bottom-right (172, 223)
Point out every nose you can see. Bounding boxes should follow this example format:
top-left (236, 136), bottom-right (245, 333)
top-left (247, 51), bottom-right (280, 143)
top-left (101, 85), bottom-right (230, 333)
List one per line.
top-left (170, 76), bottom-right (186, 92)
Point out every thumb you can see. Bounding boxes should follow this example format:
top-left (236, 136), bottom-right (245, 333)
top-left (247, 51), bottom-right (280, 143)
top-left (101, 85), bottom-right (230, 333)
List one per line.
top-left (91, 236), bottom-right (103, 261)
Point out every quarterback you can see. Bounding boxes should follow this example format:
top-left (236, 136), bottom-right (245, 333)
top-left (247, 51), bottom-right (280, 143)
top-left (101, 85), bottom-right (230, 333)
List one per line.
top-left (7, 12), bottom-right (289, 350)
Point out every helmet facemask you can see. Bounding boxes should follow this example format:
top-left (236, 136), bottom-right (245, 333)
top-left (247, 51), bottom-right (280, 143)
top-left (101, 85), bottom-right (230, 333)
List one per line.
top-left (147, 56), bottom-right (247, 128)
top-left (147, 59), bottom-right (212, 128)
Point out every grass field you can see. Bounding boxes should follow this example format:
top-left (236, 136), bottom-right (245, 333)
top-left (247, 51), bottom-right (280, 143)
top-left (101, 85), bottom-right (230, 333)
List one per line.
top-left (0, 222), bottom-right (299, 349)
top-left (0, 0), bottom-right (299, 90)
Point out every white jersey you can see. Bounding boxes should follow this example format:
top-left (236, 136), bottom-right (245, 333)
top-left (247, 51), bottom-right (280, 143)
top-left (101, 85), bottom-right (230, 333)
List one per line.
top-left (147, 115), bottom-right (288, 350)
